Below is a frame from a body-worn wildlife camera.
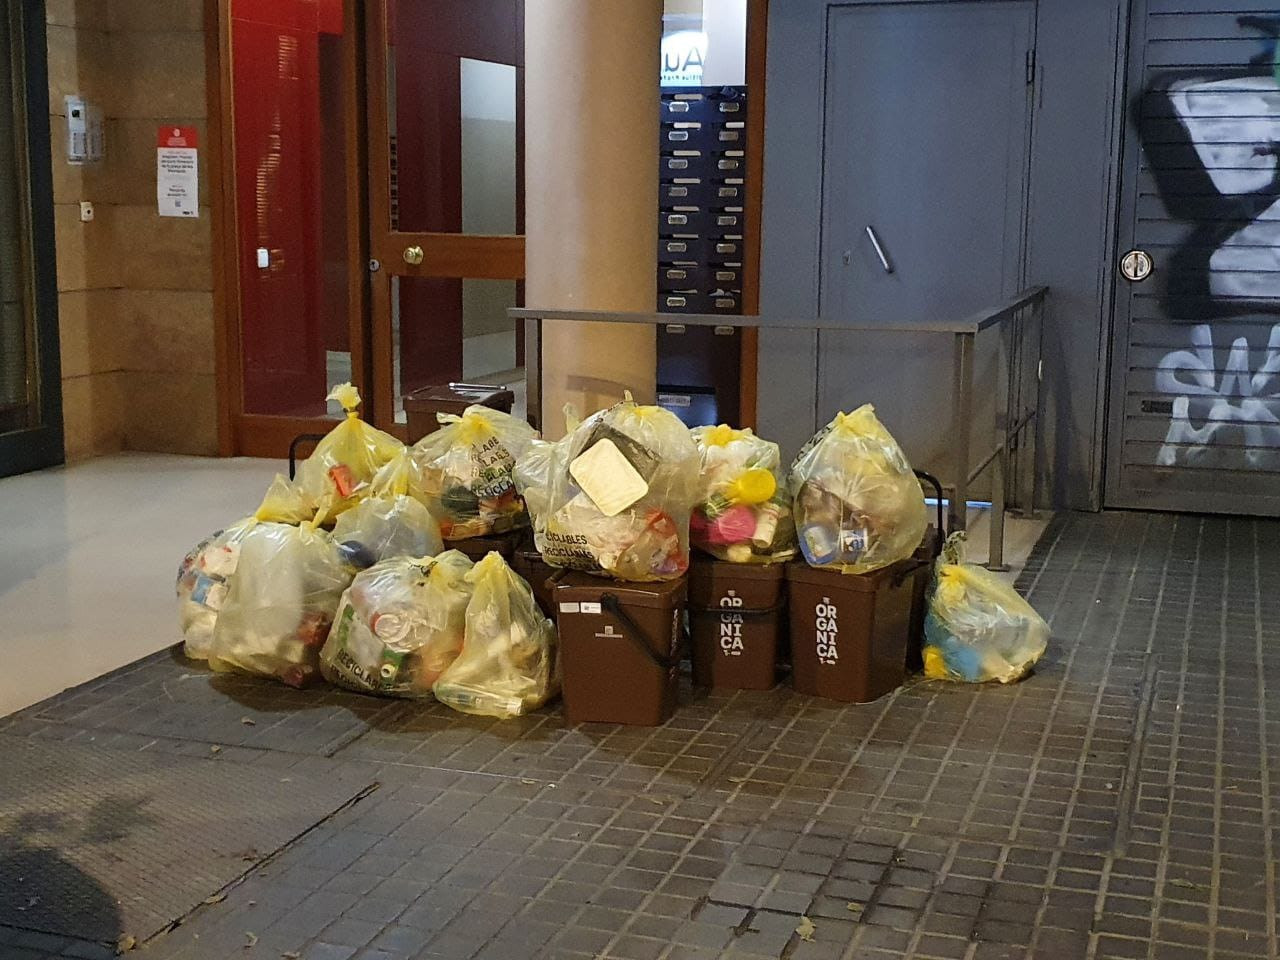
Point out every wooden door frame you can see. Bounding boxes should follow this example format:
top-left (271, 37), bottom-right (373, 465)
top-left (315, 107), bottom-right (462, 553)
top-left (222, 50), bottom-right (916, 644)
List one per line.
top-left (739, 0), bottom-right (766, 429)
top-left (363, 0), bottom-right (526, 440)
top-left (205, 0), bottom-right (371, 457)
top-left (208, 0), bottom-right (765, 451)
top-left (0, 0), bottom-right (63, 477)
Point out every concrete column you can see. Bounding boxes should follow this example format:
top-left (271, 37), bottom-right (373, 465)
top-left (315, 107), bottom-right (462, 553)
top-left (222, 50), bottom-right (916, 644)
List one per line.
top-left (525, 0), bottom-right (661, 437)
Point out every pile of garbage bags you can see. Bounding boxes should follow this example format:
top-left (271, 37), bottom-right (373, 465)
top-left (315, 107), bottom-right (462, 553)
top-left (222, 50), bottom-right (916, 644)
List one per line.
top-left (175, 385), bottom-right (556, 714)
top-left (318, 550), bottom-right (556, 715)
top-left (179, 381), bottom-right (1049, 709)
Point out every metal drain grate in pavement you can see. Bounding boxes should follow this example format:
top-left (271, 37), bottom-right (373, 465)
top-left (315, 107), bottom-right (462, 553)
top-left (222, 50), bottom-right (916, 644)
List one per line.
top-left (0, 735), bottom-right (373, 947)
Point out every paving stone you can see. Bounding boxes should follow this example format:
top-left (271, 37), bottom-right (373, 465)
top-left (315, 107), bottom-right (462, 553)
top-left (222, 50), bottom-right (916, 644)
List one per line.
top-left (2, 513), bottom-right (1278, 960)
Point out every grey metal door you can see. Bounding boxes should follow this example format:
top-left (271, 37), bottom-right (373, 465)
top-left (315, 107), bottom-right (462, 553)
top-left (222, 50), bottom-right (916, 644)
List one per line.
top-left (817, 1), bottom-right (1035, 480)
top-left (1105, 1), bottom-right (1280, 515)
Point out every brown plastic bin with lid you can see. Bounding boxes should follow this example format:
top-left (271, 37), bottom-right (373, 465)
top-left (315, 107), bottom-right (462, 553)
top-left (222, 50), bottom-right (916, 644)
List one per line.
top-left (403, 382), bottom-right (515, 442)
top-left (688, 558), bottom-right (784, 691)
top-left (512, 539), bottom-right (558, 619)
top-left (786, 559), bottom-right (925, 703)
top-left (554, 573), bottom-right (686, 726)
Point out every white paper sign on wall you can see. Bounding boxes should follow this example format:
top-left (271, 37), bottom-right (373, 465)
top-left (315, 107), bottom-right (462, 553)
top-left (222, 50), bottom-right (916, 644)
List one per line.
top-left (156, 126), bottom-right (199, 218)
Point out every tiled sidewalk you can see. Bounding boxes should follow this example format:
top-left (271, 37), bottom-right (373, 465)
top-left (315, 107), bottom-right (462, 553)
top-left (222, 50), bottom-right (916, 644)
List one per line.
top-left (1, 511), bottom-right (1276, 960)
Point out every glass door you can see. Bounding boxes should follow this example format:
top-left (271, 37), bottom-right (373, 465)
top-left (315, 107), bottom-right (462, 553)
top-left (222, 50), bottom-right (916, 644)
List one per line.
top-left (365, 0), bottom-right (526, 438)
top-left (0, 0), bottom-right (61, 477)
top-left (224, 0), bottom-right (369, 455)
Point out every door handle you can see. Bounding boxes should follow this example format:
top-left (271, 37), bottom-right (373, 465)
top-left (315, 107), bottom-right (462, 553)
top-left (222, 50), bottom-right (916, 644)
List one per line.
top-left (403, 245), bottom-right (424, 266)
top-left (864, 225), bottom-right (894, 274)
top-left (1120, 249), bottom-right (1152, 282)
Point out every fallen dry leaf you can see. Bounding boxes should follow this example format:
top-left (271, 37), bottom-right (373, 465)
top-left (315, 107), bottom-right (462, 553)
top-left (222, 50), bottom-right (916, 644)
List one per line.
top-left (281, 953), bottom-right (300, 959)
top-left (796, 916), bottom-right (816, 942)
top-left (210, 745), bottom-right (222, 754)
top-left (241, 717), bottom-right (257, 726)
top-left (847, 902), bottom-right (864, 914)
top-left (244, 931), bottom-right (258, 949)
top-left (727, 776), bottom-right (747, 783)
top-left (116, 934), bottom-right (137, 953)
top-left (202, 892), bottom-right (227, 905)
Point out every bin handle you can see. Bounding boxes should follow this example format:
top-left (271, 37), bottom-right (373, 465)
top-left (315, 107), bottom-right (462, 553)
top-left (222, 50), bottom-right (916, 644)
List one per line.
top-left (288, 432), bottom-right (328, 481)
top-left (890, 557), bottom-right (929, 589)
top-left (914, 469), bottom-right (945, 560)
top-left (599, 593), bottom-right (683, 673)
top-left (689, 601), bottom-right (784, 619)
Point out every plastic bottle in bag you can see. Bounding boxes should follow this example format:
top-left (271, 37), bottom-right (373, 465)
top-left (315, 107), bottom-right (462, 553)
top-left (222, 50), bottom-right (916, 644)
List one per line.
top-left (331, 494), bottom-right (443, 570)
top-left (923, 535), bottom-right (1049, 683)
top-left (537, 396), bottom-right (700, 581)
top-left (433, 552), bottom-right (557, 718)
top-left (410, 406), bottom-right (539, 541)
top-left (207, 521), bottom-right (355, 687)
top-left (690, 424), bottom-right (797, 564)
top-left (177, 518), bottom-right (254, 660)
top-left (789, 404), bottom-right (927, 574)
top-left (320, 551), bottom-right (474, 696)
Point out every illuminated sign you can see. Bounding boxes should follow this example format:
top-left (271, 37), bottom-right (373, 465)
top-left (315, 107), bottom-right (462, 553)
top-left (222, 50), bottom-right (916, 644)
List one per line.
top-left (661, 30), bottom-right (707, 86)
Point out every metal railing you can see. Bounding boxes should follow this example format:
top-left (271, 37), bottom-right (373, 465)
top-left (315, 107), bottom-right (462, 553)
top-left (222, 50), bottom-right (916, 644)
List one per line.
top-left (510, 285), bottom-right (1047, 571)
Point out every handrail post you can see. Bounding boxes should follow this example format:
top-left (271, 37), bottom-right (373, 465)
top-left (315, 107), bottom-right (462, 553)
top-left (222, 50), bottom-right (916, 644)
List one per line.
top-left (1031, 295), bottom-right (1045, 514)
top-left (950, 331), bottom-right (974, 533)
top-left (989, 439), bottom-right (1008, 571)
top-left (988, 312), bottom-right (1012, 571)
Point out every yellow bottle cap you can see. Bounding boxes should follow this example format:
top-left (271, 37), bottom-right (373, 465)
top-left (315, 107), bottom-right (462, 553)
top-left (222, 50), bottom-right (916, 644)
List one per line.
top-left (727, 467), bottom-right (776, 505)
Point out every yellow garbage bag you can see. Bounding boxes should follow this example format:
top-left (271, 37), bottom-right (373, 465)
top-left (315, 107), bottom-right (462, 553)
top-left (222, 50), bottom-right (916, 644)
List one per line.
top-left (207, 521), bottom-right (354, 687)
top-left (788, 404), bottom-right (927, 574)
top-left (320, 551), bottom-right (474, 697)
top-left (254, 474), bottom-right (315, 525)
top-left (177, 517), bottom-right (254, 660)
top-left (433, 552), bottom-right (557, 718)
top-left (538, 395), bottom-right (700, 581)
top-left (410, 405), bottom-right (539, 541)
top-left (331, 494), bottom-right (443, 570)
top-left (296, 383), bottom-right (404, 525)
top-left (513, 406), bottom-right (579, 544)
top-left (923, 535), bottom-right (1049, 683)
top-left (368, 447), bottom-right (435, 507)
top-left (690, 424), bottom-right (796, 564)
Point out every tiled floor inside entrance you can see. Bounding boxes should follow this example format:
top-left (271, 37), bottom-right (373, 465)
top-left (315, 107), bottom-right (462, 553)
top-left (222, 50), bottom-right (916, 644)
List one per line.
top-left (1, 510), bottom-right (1276, 960)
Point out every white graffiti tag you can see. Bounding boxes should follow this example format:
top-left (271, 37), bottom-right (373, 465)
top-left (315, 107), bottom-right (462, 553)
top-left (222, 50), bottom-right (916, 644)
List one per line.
top-left (1156, 324), bottom-right (1280, 466)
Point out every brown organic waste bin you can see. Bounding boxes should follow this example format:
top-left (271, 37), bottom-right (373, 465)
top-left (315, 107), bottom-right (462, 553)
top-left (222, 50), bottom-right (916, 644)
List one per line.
top-left (403, 382), bottom-right (515, 442)
top-left (786, 558), bottom-right (925, 703)
top-left (512, 540), bottom-right (558, 619)
top-left (688, 558), bottom-right (785, 691)
top-left (554, 573), bottom-right (686, 725)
